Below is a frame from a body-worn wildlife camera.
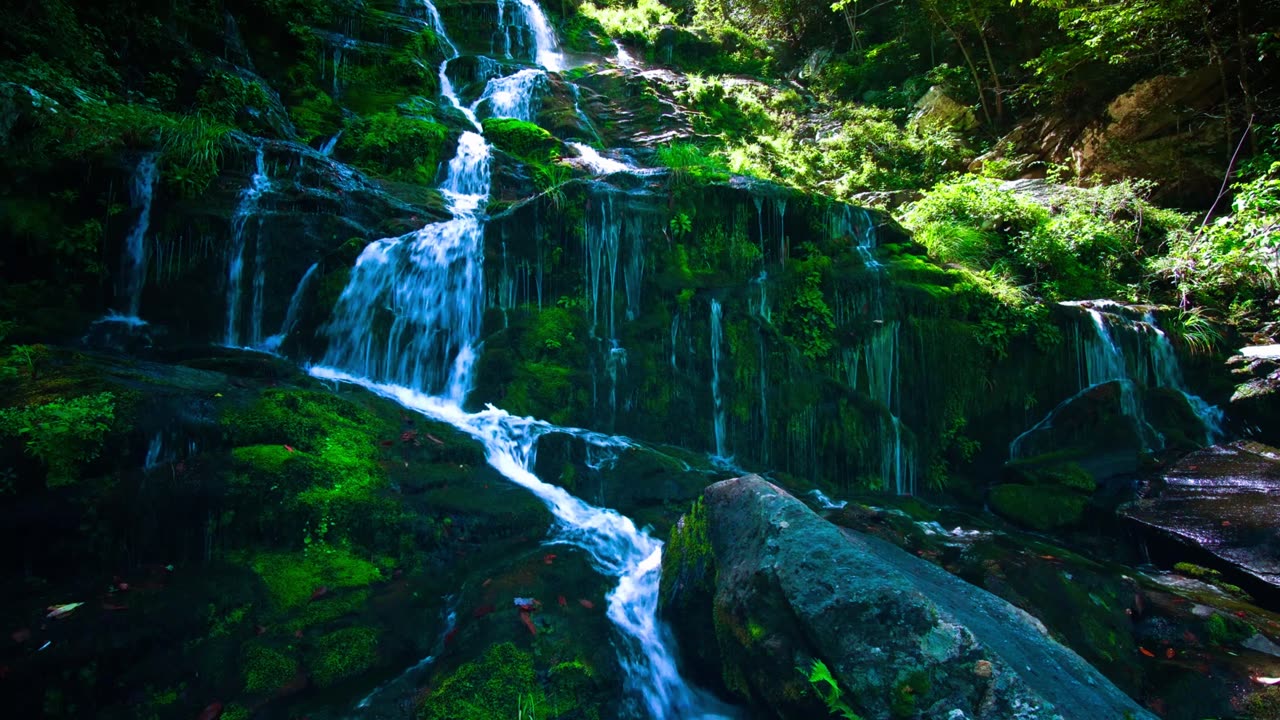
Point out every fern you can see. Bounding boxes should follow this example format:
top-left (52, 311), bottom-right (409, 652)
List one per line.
top-left (802, 659), bottom-right (862, 720)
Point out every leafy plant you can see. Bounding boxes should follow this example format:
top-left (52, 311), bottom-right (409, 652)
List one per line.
top-left (0, 391), bottom-right (116, 487)
top-left (802, 659), bottom-right (862, 720)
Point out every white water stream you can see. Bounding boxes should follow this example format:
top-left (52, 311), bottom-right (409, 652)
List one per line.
top-left (314, 2), bottom-right (725, 716)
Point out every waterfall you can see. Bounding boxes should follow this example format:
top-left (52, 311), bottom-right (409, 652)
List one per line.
top-left (313, 5), bottom-right (724, 715)
top-left (319, 131), bottom-right (342, 156)
top-left (1010, 302), bottom-right (1225, 458)
top-left (710, 299), bottom-right (728, 459)
top-left (119, 154), bottom-right (159, 318)
top-left (1143, 311), bottom-right (1226, 443)
top-left (225, 145), bottom-right (270, 347)
top-left (474, 68), bottom-right (547, 122)
top-left (259, 262), bottom-right (319, 353)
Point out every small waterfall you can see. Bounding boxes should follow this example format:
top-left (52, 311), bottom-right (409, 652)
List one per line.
top-left (225, 145), bottom-right (270, 347)
top-left (710, 299), bottom-right (728, 459)
top-left (585, 193), bottom-right (622, 339)
top-left (1144, 311), bottom-right (1226, 443)
top-left (321, 133), bottom-right (489, 405)
top-left (495, 0), bottom-right (563, 70)
top-left (119, 154), bottom-right (160, 318)
top-left (1010, 303), bottom-right (1225, 458)
top-left (319, 131), bottom-right (342, 156)
top-left (474, 68), bottom-right (546, 122)
top-left (569, 142), bottom-right (650, 175)
top-left (259, 262), bottom-right (319, 353)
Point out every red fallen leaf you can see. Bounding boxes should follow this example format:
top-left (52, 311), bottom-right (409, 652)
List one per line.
top-left (1038, 554), bottom-right (1059, 561)
top-left (444, 628), bottom-right (458, 646)
top-left (1235, 611), bottom-right (1248, 618)
top-left (426, 434), bottom-right (444, 446)
top-left (543, 554), bottom-right (557, 565)
top-left (1222, 520), bottom-right (1232, 527)
top-left (116, 582), bottom-right (129, 591)
top-left (294, 630), bottom-right (303, 639)
top-left (472, 604), bottom-right (496, 619)
top-left (1147, 698), bottom-right (1166, 715)
top-left (400, 430), bottom-right (417, 443)
top-left (482, 578), bottom-right (492, 587)
top-left (11, 628), bottom-right (31, 644)
top-left (1139, 647), bottom-right (1156, 657)
top-left (255, 625), bottom-right (267, 636)
top-left (558, 595), bottom-right (567, 608)
top-left (519, 609), bottom-right (537, 636)
top-left (1183, 631), bottom-right (1199, 644)
top-left (310, 586), bottom-right (329, 601)
top-left (380, 440), bottom-right (395, 447)
top-left (284, 445), bottom-right (294, 453)
top-left (101, 603), bottom-right (129, 611)
top-left (1165, 648), bottom-right (1175, 659)
top-left (195, 701), bottom-right (223, 720)
top-left (578, 599), bottom-right (595, 610)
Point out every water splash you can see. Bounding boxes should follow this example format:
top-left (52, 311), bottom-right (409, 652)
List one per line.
top-left (119, 154), bottom-right (160, 317)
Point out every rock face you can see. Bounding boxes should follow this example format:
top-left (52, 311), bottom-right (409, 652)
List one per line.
top-left (1123, 441), bottom-right (1280, 605)
top-left (662, 476), bottom-right (1156, 719)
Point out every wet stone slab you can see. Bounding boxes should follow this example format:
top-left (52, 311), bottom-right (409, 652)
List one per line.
top-left (1124, 441), bottom-right (1280, 602)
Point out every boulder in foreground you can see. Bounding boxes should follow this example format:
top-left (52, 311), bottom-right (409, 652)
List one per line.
top-left (661, 475), bottom-right (1155, 720)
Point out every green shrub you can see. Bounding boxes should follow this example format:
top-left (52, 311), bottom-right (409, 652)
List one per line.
top-left (340, 112), bottom-right (448, 183)
top-left (0, 391), bottom-right (115, 487)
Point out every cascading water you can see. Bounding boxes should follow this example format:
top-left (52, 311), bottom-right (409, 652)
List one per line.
top-left (314, 3), bottom-right (722, 716)
top-left (1010, 302), bottom-right (1225, 457)
top-left (709, 299), bottom-right (728, 459)
top-left (119, 153), bottom-right (160, 318)
top-left (225, 145), bottom-right (271, 347)
top-left (259, 262), bottom-right (319, 353)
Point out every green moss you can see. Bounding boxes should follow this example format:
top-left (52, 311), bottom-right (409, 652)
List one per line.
top-left (482, 118), bottom-right (557, 165)
top-left (890, 670), bottom-right (931, 718)
top-left (420, 642), bottom-right (540, 720)
top-left (660, 497), bottom-right (715, 603)
top-left (251, 548), bottom-right (384, 611)
top-left (286, 590), bottom-right (370, 632)
top-left (306, 626), bottom-right (380, 687)
top-left (1005, 459), bottom-right (1097, 493)
top-left (242, 644), bottom-right (299, 693)
top-left (221, 705), bottom-right (251, 720)
top-left (1174, 562), bottom-right (1220, 580)
top-left (988, 484), bottom-right (1088, 531)
top-left (1204, 613), bottom-right (1253, 646)
top-left (339, 112), bottom-right (449, 183)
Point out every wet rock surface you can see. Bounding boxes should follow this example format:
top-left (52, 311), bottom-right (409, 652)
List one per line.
top-left (663, 475), bottom-right (1156, 719)
top-left (1123, 441), bottom-right (1280, 605)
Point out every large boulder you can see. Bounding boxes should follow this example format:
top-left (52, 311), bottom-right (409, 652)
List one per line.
top-left (662, 475), bottom-right (1155, 719)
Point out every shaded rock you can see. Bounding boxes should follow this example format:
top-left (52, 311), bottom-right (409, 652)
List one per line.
top-left (912, 85), bottom-right (978, 133)
top-left (1228, 349), bottom-right (1280, 446)
top-left (1122, 441), bottom-right (1280, 606)
top-left (663, 475), bottom-right (1155, 719)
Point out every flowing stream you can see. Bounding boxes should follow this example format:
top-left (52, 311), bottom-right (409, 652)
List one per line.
top-left (119, 153), bottom-right (160, 318)
top-left (311, 2), bottom-right (725, 716)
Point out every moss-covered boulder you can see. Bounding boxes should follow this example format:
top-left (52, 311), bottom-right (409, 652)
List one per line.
top-left (662, 476), bottom-right (1156, 719)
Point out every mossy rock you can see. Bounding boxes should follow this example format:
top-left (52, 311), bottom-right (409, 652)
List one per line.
top-left (988, 484), bottom-right (1089, 531)
top-left (482, 118), bottom-right (558, 165)
top-left (420, 641), bottom-right (539, 720)
top-left (1004, 459), bottom-right (1097, 493)
top-left (242, 644), bottom-right (299, 694)
top-left (251, 548), bottom-right (385, 611)
top-left (307, 626), bottom-right (380, 687)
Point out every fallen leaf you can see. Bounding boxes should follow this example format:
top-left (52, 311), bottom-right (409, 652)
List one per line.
top-left (1255, 677), bottom-right (1280, 686)
top-left (578, 599), bottom-right (594, 610)
top-left (1139, 647), bottom-right (1155, 658)
top-left (45, 603), bottom-right (83, 620)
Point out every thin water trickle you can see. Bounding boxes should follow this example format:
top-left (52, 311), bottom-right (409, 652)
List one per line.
top-left (225, 145), bottom-right (271, 347)
top-left (120, 154), bottom-right (160, 317)
top-left (259, 262), bottom-right (319, 353)
top-left (710, 299), bottom-right (729, 460)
